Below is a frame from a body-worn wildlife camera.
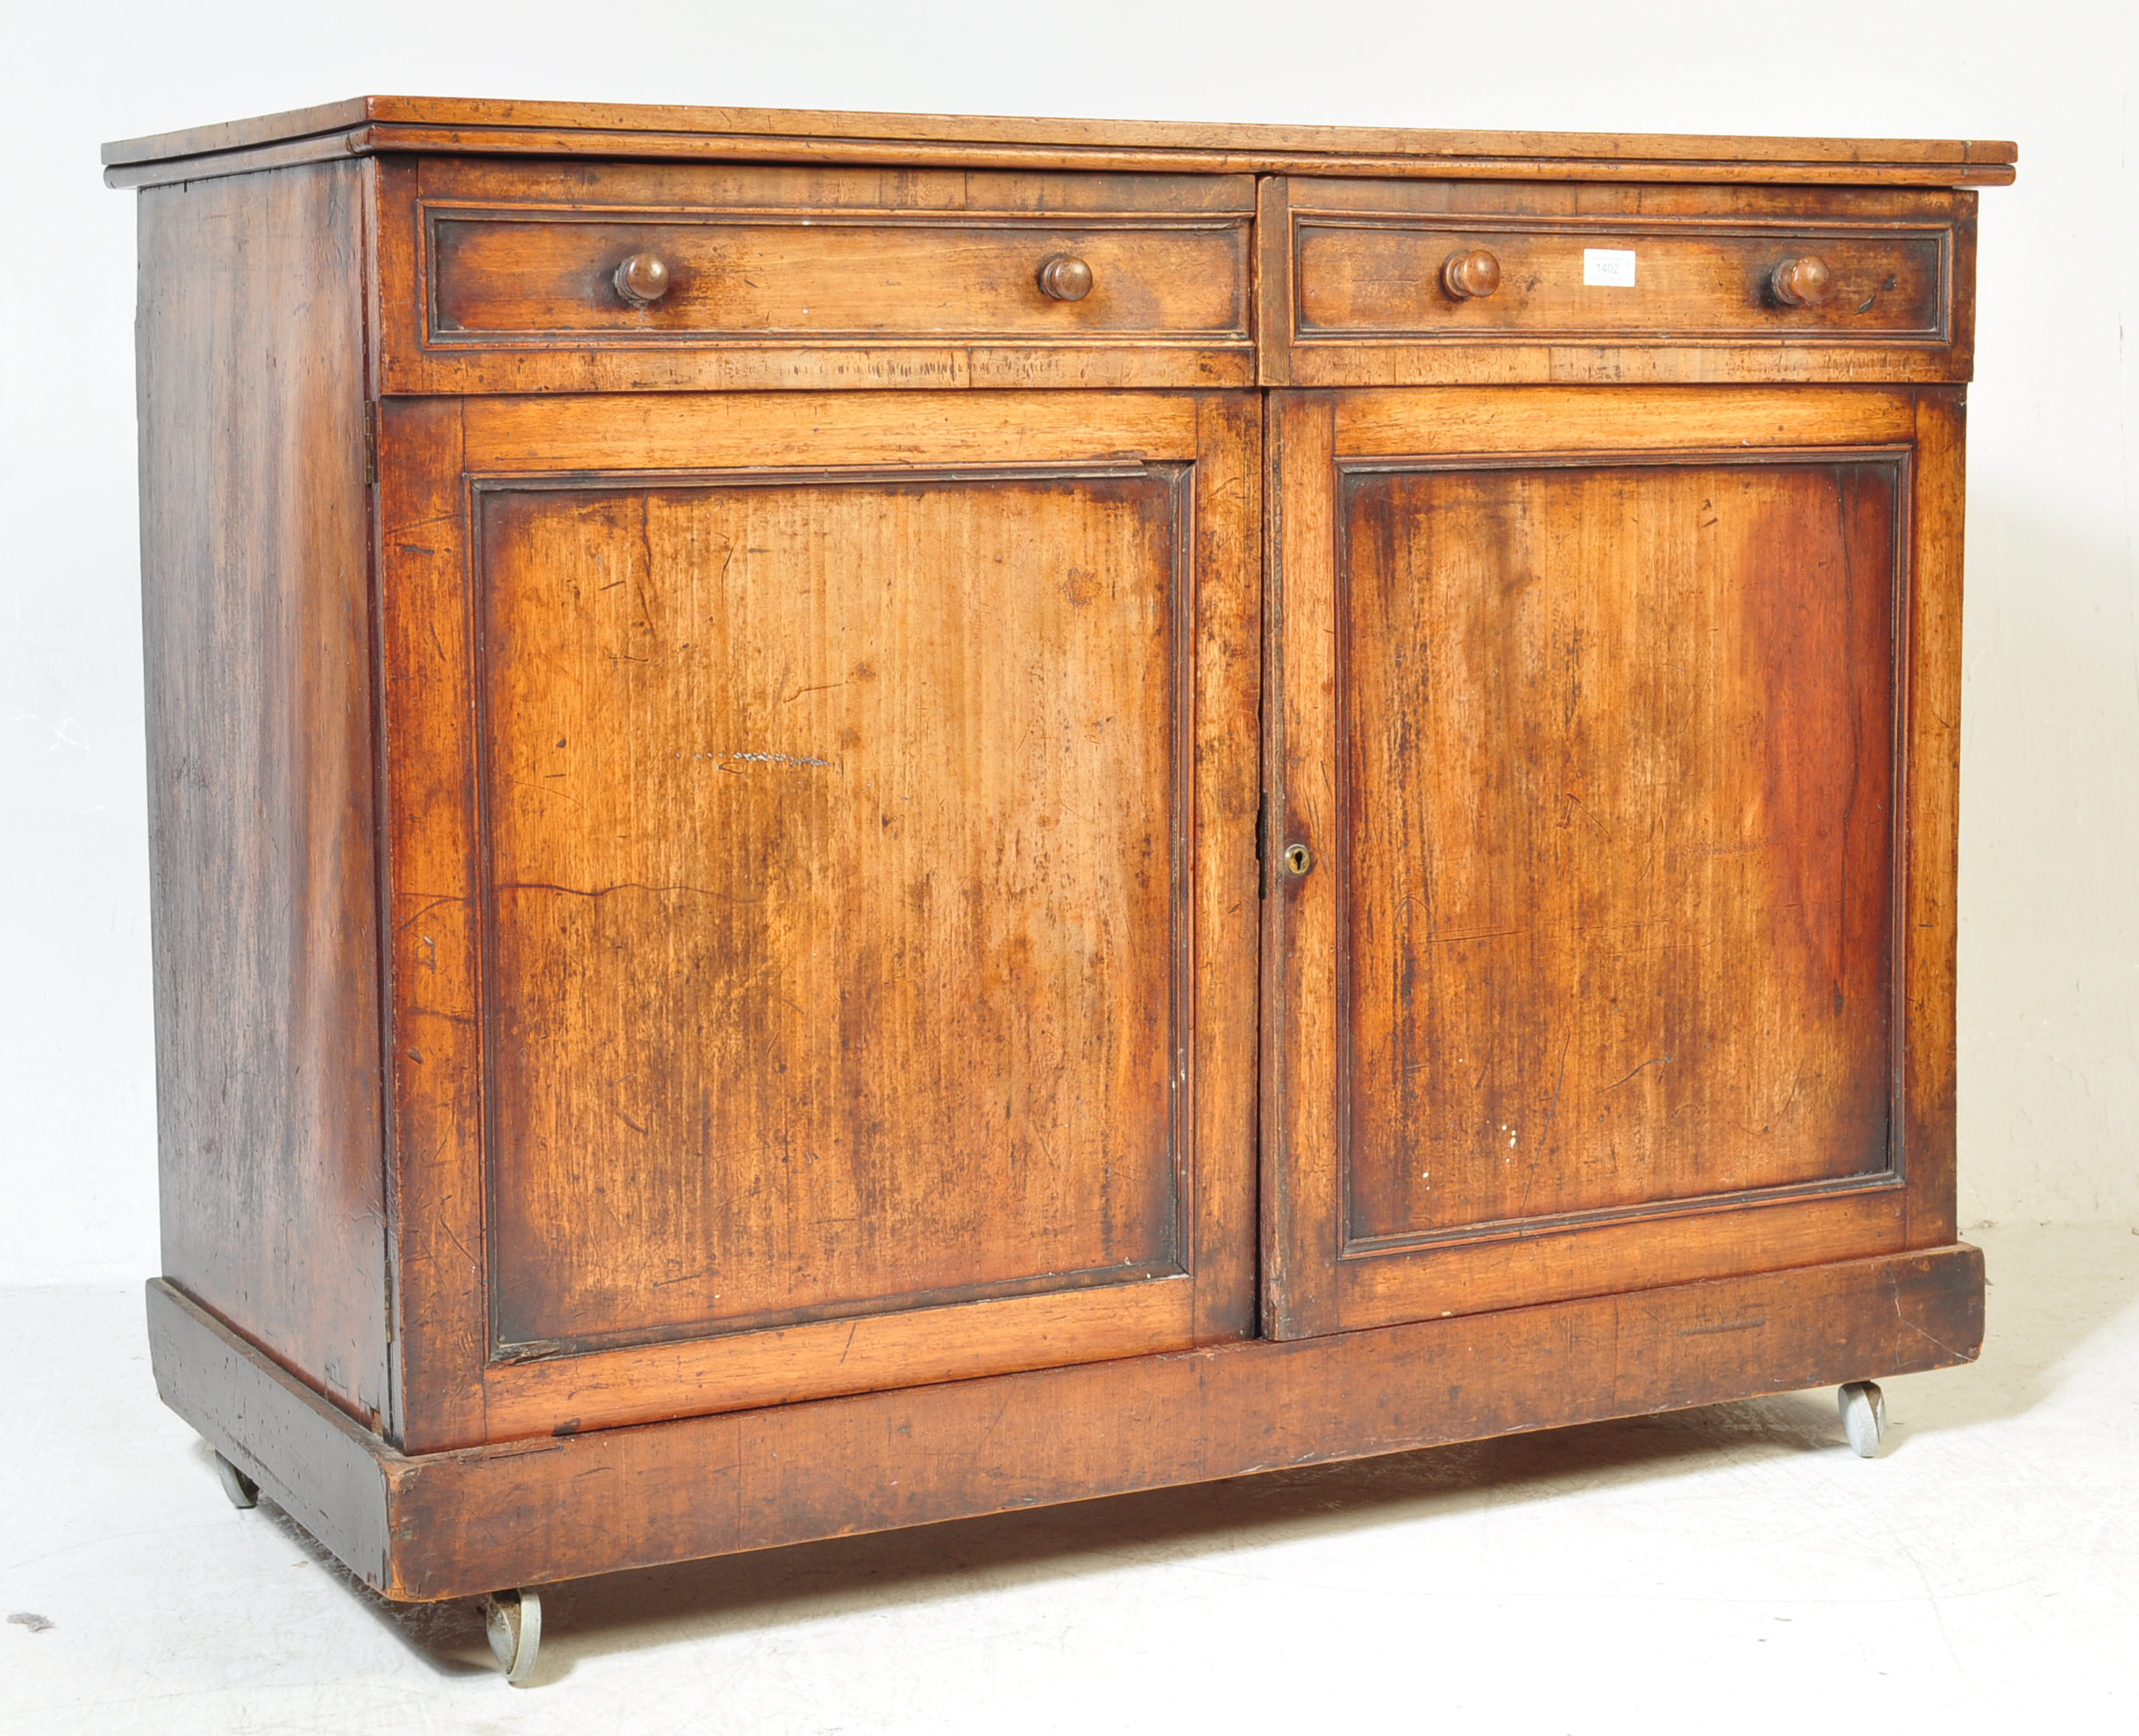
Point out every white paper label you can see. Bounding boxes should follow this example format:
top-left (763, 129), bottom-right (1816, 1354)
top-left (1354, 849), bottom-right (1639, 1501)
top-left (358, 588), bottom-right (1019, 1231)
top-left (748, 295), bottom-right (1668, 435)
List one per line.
top-left (1583, 247), bottom-right (1637, 287)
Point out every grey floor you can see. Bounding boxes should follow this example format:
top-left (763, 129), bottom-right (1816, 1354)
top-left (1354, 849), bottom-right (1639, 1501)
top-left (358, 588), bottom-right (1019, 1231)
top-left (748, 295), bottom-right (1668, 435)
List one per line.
top-left (4, 1221), bottom-right (2133, 1733)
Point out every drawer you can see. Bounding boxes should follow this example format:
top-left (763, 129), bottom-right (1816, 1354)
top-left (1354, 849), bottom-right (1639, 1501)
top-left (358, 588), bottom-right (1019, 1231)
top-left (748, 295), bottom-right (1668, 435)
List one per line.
top-left (1298, 223), bottom-right (1946, 340)
top-left (382, 159), bottom-right (1256, 392)
top-left (430, 211), bottom-right (1248, 343)
top-left (1260, 179), bottom-right (1975, 386)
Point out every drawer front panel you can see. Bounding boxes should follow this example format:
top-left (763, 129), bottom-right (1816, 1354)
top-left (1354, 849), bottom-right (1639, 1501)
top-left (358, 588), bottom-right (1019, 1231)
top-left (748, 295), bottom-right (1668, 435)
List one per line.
top-left (431, 211), bottom-right (1250, 344)
top-left (380, 160), bottom-right (1258, 392)
top-left (1260, 179), bottom-right (1975, 385)
top-left (1295, 219), bottom-right (1947, 342)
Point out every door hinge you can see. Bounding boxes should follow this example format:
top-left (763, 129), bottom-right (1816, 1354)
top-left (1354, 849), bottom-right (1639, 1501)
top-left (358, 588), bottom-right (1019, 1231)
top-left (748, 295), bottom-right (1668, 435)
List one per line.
top-left (363, 401), bottom-right (378, 488)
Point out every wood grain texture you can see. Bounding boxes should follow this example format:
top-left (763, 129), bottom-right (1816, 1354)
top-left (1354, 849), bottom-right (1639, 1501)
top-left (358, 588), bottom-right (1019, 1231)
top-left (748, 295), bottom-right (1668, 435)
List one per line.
top-left (375, 397), bottom-right (488, 1453)
top-left (1900, 388), bottom-right (1967, 1250)
top-left (148, 1281), bottom-right (395, 1589)
top-left (375, 160), bottom-right (1253, 394)
top-left (480, 1280), bottom-right (1192, 1438)
top-left (1339, 457), bottom-right (1900, 1237)
top-left (379, 390), bottom-right (1258, 1447)
top-left (420, 156), bottom-right (1262, 214)
top-left (429, 215), bottom-right (1248, 341)
top-left (100, 96), bottom-right (2018, 188)
top-left (460, 389), bottom-right (1201, 473)
top-left (1184, 392), bottom-right (1264, 1344)
top-left (116, 118), bottom-right (1998, 1600)
top-left (1299, 225), bottom-right (1942, 338)
top-left (479, 469), bottom-right (1191, 1349)
top-left (1262, 179), bottom-right (1979, 386)
top-left (135, 160), bottom-right (389, 1427)
top-left (147, 1241), bottom-right (1986, 1603)
top-left (1266, 386), bottom-right (1957, 1339)
top-left (1331, 384), bottom-right (1922, 452)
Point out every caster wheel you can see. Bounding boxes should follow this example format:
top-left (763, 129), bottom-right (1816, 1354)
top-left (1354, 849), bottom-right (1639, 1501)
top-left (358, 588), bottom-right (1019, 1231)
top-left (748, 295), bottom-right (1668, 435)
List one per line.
top-left (213, 1451), bottom-right (260, 1510)
top-left (1838, 1380), bottom-right (1886, 1458)
top-left (481, 1588), bottom-right (542, 1685)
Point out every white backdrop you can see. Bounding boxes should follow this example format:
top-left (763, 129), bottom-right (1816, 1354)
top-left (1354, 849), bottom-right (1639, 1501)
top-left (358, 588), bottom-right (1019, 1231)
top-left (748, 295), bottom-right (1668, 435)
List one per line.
top-left (3, 0), bottom-right (2132, 1285)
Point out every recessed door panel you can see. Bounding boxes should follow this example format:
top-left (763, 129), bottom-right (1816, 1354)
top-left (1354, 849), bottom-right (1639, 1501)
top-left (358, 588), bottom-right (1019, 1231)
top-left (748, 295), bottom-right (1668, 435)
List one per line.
top-left (376, 388), bottom-right (1259, 1446)
top-left (1264, 387), bottom-right (1956, 1339)
top-left (1341, 459), bottom-right (1896, 1243)
top-left (481, 469), bottom-right (1186, 1351)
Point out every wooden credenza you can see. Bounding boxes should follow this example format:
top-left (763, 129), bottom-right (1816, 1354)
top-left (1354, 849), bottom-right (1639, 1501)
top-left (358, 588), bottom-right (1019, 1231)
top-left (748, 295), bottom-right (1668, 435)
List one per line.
top-left (107, 98), bottom-right (2011, 1668)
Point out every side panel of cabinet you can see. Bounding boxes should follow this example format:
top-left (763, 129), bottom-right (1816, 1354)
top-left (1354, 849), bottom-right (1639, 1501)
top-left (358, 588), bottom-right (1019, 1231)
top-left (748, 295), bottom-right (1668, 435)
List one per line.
top-left (378, 390), bottom-right (1259, 1450)
top-left (1265, 386), bottom-right (1962, 1337)
top-left (136, 159), bottom-right (391, 1430)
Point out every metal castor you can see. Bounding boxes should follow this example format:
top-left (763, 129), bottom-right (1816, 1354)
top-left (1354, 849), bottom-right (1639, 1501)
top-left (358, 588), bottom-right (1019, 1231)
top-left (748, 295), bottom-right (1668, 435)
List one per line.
top-left (212, 1450), bottom-right (259, 1510)
top-left (481, 1588), bottom-right (543, 1685)
top-left (1838, 1380), bottom-right (1886, 1457)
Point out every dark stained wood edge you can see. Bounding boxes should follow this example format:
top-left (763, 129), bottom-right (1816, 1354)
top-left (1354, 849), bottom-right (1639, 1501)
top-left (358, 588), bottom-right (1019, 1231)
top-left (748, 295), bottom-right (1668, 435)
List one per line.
top-left (148, 1279), bottom-right (394, 1588)
top-left (100, 99), bottom-right (2018, 189)
top-left (148, 1243), bottom-right (1984, 1604)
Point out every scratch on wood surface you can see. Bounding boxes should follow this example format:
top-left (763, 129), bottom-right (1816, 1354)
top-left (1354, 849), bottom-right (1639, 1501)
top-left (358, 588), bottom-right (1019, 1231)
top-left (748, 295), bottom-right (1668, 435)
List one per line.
top-left (494, 881), bottom-right (762, 902)
top-left (1889, 1270), bottom-right (1978, 1361)
top-left (688, 749), bottom-right (835, 767)
top-left (1426, 926), bottom-right (1525, 944)
top-left (435, 1218), bottom-right (481, 1275)
top-left (1603, 1054), bottom-right (1674, 1091)
top-left (500, 773), bottom-right (586, 811)
top-left (384, 510), bottom-right (456, 538)
top-left (392, 893), bottom-right (464, 934)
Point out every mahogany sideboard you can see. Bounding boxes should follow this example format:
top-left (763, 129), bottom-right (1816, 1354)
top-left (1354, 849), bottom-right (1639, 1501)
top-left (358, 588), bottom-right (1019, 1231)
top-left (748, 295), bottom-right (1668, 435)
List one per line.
top-left (106, 97), bottom-right (2011, 1683)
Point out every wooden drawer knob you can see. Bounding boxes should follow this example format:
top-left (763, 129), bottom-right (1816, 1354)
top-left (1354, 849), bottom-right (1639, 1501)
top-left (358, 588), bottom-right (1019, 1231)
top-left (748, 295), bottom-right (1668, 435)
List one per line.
top-left (1037, 254), bottom-right (1094, 302)
top-left (613, 253), bottom-right (672, 308)
top-left (1770, 255), bottom-right (1834, 308)
top-left (1441, 248), bottom-right (1501, 301)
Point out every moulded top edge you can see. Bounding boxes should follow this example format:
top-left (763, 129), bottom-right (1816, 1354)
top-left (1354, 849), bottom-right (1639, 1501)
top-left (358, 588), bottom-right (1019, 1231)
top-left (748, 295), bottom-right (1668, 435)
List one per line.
top-left (99, 95), bottom-right (2020, 185)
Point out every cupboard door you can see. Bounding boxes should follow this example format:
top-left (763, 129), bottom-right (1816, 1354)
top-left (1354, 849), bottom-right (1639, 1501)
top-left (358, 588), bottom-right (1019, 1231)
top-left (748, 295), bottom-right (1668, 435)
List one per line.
top-left (379, 392), bottom-right (1259, 1448)
top-left (1264, 387), bottom-right (1963, 1337)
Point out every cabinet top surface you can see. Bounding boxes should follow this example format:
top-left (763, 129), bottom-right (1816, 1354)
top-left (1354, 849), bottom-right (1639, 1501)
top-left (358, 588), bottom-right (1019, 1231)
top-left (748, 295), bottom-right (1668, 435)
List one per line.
top-left (101, 95), bottom-right (2017, 187)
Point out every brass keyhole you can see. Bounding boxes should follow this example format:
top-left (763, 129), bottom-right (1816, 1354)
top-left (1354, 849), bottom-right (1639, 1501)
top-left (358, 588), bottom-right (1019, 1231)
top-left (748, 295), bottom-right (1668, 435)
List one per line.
top-left (1282, 843), bottom-right (1315, 878)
